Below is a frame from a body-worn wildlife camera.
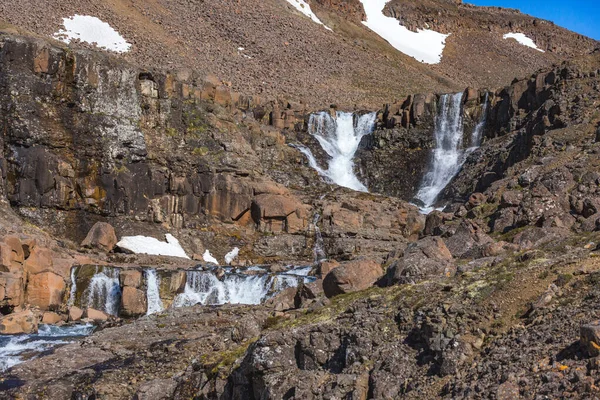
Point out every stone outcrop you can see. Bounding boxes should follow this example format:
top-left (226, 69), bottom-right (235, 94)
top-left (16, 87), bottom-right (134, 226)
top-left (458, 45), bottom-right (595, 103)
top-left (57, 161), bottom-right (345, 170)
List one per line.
top-left (121, 286), bottom-right (148, 317)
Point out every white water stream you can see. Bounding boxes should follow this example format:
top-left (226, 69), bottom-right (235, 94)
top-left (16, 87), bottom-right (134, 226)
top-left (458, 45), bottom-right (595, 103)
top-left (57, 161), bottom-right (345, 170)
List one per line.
top-left (85, 267), bottom-right (121, 316)
top-left (415, 92), bottom-right (489, 213)
top-left (145, 269), bottom-right (164, 315)
top-left (294, 111), bottom-right (376, 192)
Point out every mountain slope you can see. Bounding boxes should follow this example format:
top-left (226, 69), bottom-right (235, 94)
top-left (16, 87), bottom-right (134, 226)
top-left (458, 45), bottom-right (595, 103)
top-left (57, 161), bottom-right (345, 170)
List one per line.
top-left (0, 0), bottom-right (596, 109)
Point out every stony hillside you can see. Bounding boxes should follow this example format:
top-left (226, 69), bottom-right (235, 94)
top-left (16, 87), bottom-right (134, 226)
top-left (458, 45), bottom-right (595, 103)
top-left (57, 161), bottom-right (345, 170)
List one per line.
top-left (0, 0), bottom-right (597, 109)
top-left (1, 2), bottom-right (600, 399)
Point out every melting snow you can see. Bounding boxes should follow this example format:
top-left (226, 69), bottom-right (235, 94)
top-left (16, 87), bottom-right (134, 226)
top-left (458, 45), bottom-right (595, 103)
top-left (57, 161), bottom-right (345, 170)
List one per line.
top-left (54, 15), bottom-right (131, 53)
top-left (359, 0), bottom-right (449, 64)
top-left (224, 247), bottom-right (240, 265)
top-left (503, 33), bottom-right (544, 52)
top-left (116, 234), bottom-right (190, 259)
top-left (203, 250), bottom-right (219, 265)
top-left (283, 0), bottom-right (332, 31)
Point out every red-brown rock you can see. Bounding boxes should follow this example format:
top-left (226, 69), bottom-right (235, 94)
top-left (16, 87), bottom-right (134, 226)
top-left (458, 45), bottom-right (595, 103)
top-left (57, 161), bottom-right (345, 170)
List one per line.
top-left (121, 286), bottom-right (148, 317)
top-left (0, 309), bottom-right (38, 334)
top-left (323, 259), bottom-right (383, 298)
top-left (69, 306), bottom-right (84, 322)
top-left (81, 222), bottom-right (118, 252)
top-left (86, 308), bottom-right (109, 321)
top-left (42, 311), bottom-right (63, 324)
top-left (26, 272), bottom-right (66, 310)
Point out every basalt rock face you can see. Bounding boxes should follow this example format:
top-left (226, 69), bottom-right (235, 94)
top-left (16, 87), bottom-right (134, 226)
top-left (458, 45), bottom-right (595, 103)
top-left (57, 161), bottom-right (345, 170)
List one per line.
top-left (0, 33), bottom-right (313, 257)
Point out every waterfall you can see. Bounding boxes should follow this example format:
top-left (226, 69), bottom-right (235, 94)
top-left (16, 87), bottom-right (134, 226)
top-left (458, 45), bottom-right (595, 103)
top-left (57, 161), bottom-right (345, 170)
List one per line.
top-left (173, 269), bottom-right (304, 307)
top-left (415, 92), bottom-right (489, 212)
top-left (67, 266), bottom-right (77, 307)
top-left (85, 267), bottom-right (121, 316)
top-left (145, 269), bottom-right (164, 315)
top-left (470, 92), bottom-right (489, 148)
top-left (293, 111), bottom-right (376, 192)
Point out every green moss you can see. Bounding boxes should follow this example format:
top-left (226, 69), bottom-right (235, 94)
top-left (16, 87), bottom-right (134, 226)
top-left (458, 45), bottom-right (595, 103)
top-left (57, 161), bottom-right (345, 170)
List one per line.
top-left (165, 127), bottom-right (178, 137)
top-left (192, 147), bottom-right (209, 156)
top-left (204, 337), bottom-right (258, 379)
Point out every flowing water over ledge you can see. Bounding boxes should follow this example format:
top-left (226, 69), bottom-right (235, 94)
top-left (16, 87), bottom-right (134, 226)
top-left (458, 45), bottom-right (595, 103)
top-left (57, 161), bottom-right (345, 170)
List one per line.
top-left (415, 92), bottom-right (489, 213)
top-left (69, 264), bottom-right (315, 316)
top-left (293, 111), bottom-right (376, 192)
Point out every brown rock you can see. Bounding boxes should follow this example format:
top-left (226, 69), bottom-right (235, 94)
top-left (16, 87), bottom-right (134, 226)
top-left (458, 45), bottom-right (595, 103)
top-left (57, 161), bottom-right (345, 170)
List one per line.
top-left (467, 192), bottom-right (487, 209)
top-left (81, 222), bottom-right (118, 252)
top-left (0, 272), bottom-right (24, 307)
top-left (26, 272), bottom-right (66, 310)
top-left (120, 270), bottom-right (143, 288)
top-left (252, 194), bottom-right (301, 219)
top-left (581, 321), bottom-right (600, 357)
top-left (265, 287), bottom-right (297, 311)
top-left (86, 308), bottom-right (109, 321)
top-left (69, 306), bottom-right (84, 322)
top-left (385, 237), bottom-right (454, 285)
top-left (121, 286), bottom-right (148, 317)
top-left (42, 311), bottom-right (63, 324)
top-left (323, 258), bottom-right (383, 298)
top-left (0, 309), bottom-right (38, 334)
top-left (318, 260), bottom-right (340, 276)
top-left (23, 247), bottom-right (53, 275)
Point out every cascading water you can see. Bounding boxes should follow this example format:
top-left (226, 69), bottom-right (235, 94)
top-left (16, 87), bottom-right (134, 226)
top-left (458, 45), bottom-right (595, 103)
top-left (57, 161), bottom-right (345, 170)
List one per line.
top-left (67, 266), bottom-right (77, 307)
top-left (415, 92), bottom-right (465, 211)
top-left (145, 269), bottom-right (164, 315)
top-left (470, 92), bottom-right (489, 148)
top-left (414, 92), bottom-right (489, 212)
top-left (173, 269), bottom-right (307, 308)
top-left (85, 267), bottom-right (121, 316)
top-left (293, 111), bottom-right (376, 192)
top-left (0, 324), bottom-right (94, 372)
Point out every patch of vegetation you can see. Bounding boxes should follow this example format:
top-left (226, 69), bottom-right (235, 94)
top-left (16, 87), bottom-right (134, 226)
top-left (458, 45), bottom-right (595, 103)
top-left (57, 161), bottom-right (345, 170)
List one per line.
top-left (204, 337), bottom-right (258, 379)
top-left (192, 146), bottom-right (209, 156)
top-left (165, 127), bottom-right (178, 137)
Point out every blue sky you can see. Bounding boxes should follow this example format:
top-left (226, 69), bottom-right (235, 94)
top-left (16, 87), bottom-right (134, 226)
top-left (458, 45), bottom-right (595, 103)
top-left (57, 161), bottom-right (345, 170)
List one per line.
top-left (467, 0), bottom-right (600, 40)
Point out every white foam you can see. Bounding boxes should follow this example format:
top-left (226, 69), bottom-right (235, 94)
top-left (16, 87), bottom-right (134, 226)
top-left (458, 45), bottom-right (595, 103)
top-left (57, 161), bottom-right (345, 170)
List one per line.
top-left (359, 0), bottom-right (449, 64)
top-left (86, 268), bottom-right (121, 316)
top-left (224, 247), bottom-right (240, 265)
top-left (54, 15), bottom-right (131, 53)
top-left (145, 269), bottom-right (164, 315)
top-left (503, 32), bottom-right (544, 52)
top-left (203, 250), bottom-right (219, 265)
top-left (283, 0), bottom-right (332, 30)
top-left (294, 111), bottom-right (375, 192)
top-left (116, 234), bottom-right (190, 259)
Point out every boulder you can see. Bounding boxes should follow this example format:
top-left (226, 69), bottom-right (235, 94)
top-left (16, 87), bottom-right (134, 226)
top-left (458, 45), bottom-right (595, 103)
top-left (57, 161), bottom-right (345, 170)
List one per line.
top-left (265, 287), bottom-right (297, 311)
top-left (26, 272), bottom-right (66, 310)
top-left (0, 309), bottom-right (38, 334)
top-left (384, 237), bottom-right (454, 285)
top-left (86, 308), bottom-right (109, 321)
top-left (581, 321), bottom-right (600, 357)
top-left (23, 246), bottom-right (53, 275)
top-left (0, 236), bottom-right (24, 269)
top-left (69, 306), bottom-right (84, 322)
top-left (81, 222), bottom-right (118, 252)
top-left (323, 258), bottom-right (383, 298)
top-left (42, 311), bottom-right (63, 324)
top-left (318, 260), bottom-right (340, 276)
top-left (121, 286), bottom-right (148, 317)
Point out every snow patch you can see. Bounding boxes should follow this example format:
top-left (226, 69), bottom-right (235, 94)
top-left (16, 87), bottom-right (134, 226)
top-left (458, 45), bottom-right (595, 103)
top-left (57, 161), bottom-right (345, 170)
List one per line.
top-left (224, 247), bottom-right (240, 265)
top-left (503, 33), bottom-right (545, 52)
top-left (283, 0), bottom-right (332, 31)
top-left (54, 15), bottom-right (131, 53)
top-left (203, 250), bottom-right (219, 265)
top-left (359, 0), bottom-right (449, 64)
top-left (116, 234), bottom-right (190, 259)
